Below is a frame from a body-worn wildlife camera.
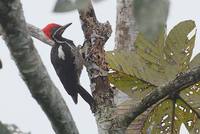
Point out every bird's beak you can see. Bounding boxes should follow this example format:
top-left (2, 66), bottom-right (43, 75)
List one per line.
top-left (59, 23), bottom-right (72, 35)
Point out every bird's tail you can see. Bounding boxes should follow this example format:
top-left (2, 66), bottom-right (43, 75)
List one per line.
top-left (77, 85), bottom-right (96, 112)
top-left (71, 94), bottom-right (78, 104)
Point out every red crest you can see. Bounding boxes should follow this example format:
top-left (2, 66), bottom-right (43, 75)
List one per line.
top-left (42, 23), bottom-right (61, 39)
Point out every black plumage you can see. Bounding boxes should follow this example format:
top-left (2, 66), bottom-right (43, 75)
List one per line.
top-left (42, 23), bottom-right (95, 111)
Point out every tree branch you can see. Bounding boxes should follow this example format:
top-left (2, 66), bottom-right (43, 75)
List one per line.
top-left (78, 2), bottom-right (112, 79)
top-left (0, 0), bottom-right (78, 134)
top-left (77, 1), bottom-right (125, 133)
top-left (115, 66), bottom-right (200, 128)
top-left (115, 0), bottom-right (138, 51)
top-left (27, 23), bottom-right (55, 46)
top-left (78, 1), bottom-right (113, 105)
top-left (0, 23), bottom-right (55, 46)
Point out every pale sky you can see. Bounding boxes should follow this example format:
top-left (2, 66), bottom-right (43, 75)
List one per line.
top-left (0, 0), bottom-right (199, 134)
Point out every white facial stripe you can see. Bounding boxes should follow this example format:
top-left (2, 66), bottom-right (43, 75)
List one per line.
top-left (52, 27), bottom-right (75, 50)
top-left (58, 45), bottom-right (65, 60)
top-left (52, 26), bottom-right (62, 41)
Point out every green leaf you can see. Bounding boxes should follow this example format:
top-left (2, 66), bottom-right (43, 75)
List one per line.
top-left (174, 99), bottom-right (200, 132)
top-left (142, 99), bottom-right (200, 133)
top-left (189, 119), bottom-right (200, 133)
top-left (108, 72), bottom-right (154, 99)
top-left (106, 20), bottom-right (199, 133)
top-left (106, 51), bottom-right (138, 77)
top-left (134, 32), bottom-right (169, 85)
top-left (133, 20), bottom-right (196, 85)
top-left (189, 53), bottom-right (200, 68)
top-left (106, 20), bottom-right (197, 95)
top-left (165, 20), bottom-right (196, 72)
top-left (106, 50), bottom-right (168, 86)
top-left (180, 82), bottom-right (200, 117)
top-left (108, 72), bottom-right (136, 92)
top-left (135, 33), bottom-right (163, 65)
top-left (142, 99), bottom-right (173, 133)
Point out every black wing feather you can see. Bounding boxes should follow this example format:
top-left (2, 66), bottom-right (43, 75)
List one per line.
top-left (50, 44), bottom-right (78, 103)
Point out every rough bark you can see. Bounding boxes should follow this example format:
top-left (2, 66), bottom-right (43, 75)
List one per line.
top-left (0, 0), bottom-right (78, 134)
top-left (115, 66), bottom-right (200, 129)
top-left (78, 2), bottom-right (127, 134)
top-left (115, 0), bottom-right (138, 51)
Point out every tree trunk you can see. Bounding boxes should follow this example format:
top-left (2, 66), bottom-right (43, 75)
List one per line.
top-left (0, 0), bottom-right (78, 134)
top-left (115, 0), bottom-right (138, 51)
top-left (114, 0), bottom-right (147, 133)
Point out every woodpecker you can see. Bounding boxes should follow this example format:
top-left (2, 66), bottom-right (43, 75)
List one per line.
top-left (42, 23), bottom-right (95, 111)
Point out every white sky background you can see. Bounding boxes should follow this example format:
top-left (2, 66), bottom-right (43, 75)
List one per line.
top-left (0, 0), bottom-right (199, 134)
